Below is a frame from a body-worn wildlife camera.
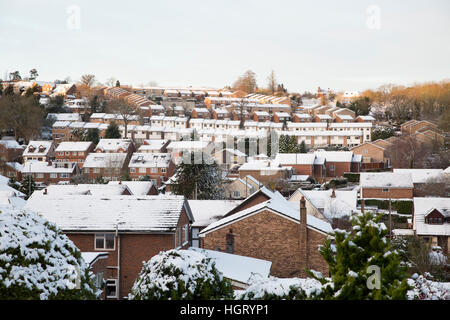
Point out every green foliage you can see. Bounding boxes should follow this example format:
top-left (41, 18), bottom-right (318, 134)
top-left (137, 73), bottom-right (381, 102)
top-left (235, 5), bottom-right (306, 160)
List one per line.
top-left (121, 172), bottom-right (131, 181)
top-left (343, 172), bottom-right (360, 183)
top-left (349, 97), bottom-right (371, 116)
top-left (359, 199), bottom-right (413, 214)
top-left (83, 128), bottom-right (100, 145)
top-left (19, 175), bottom-right (36, 199)
top-left (279, 135), bottom-right (301, 153)
top-left (94, 176), bottom-right (107, 184)
top-left (325, 178), bottom-right (347, 189)
top-left (371, 127), bottom-right (395, 141)
top-left (104, 121), bottom-right (121, 139)
top-left (171, 153), bottom-right (223, 199)
top-left (308, 211), bottom-right (410, 299)
top-left (129, 250), bottom-right (234, 300)
top-left (138, 175), bottom-right (151, 181)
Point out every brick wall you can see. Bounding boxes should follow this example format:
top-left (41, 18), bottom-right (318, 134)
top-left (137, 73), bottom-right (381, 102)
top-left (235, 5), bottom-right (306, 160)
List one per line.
top-left (361, 187), bottom-right (413, 199)
top-left (201, 209), bottom-right (328, 278)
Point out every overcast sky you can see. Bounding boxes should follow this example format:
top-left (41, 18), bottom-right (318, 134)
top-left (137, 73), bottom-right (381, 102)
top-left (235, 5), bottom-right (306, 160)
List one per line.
top-left (1, 0), bottom-right (449, 92)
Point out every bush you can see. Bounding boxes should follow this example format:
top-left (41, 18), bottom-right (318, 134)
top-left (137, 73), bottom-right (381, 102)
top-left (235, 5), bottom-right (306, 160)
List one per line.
top-left (343, 173), bottom-right (360, 183)
top-left (359, 199), bottom-right (413, 214)
top-left (128, 249), bottom-right (234, 300)
top-left (0, 205), bottom-right (97, 299)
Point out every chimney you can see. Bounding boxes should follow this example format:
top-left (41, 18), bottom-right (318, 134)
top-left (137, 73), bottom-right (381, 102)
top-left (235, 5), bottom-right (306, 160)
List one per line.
top-left (331, 188), bottom-right (336, 198)
top-left (43, 188), bottom-right (47, 195)
top-left (119, 179), bottom-right (122, 185)
top-left (300, 196), bottom-right (307, 225)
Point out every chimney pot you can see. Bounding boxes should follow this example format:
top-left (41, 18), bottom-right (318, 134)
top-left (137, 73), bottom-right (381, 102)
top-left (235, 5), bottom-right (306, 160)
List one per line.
top-left (331, 188), bottom-right (336, 198)
top-left (43, 188), bottom-right (47, 195)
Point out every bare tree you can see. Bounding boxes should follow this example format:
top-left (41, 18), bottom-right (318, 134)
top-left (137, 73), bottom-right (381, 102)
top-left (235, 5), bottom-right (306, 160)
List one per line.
top-left (105, 77), bottom-right (116, 87)
top-left (105, 98), bottom-right (141, 139)
top-left (232, 70), bottom-right (257, 93)
top-left (266, 70), bottom-right (278, 95)
top-left (235, 98), bottom-right (248, 129)
top-left (80, 74), bottom-right (96, 87)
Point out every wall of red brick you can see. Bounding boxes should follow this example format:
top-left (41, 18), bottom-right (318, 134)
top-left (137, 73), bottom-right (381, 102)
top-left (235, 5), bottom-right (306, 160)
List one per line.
top-left (361, 187), bottom-right (413, 199)
top-left (201, 210), bottom-right (328, 278)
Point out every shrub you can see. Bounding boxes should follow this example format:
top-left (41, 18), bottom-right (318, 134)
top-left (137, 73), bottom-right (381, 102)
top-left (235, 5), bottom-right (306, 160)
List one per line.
top-left (128, 249), bottom-right (234, 300)
top-left (0, 206), bottom-right (97, 300)
top-left (343, 173), bottom-right (360, 183)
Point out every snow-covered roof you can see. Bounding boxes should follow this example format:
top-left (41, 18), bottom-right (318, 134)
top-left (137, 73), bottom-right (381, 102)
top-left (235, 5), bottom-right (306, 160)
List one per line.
top-left (336, 114), bottom-right (354, 120)
top-left (275, 153), bottom-right (316, 165)
top-left (55, 141), bottom-right (93, 152)
top-left (356, 115), bottom-right (376, 121)
top-left (128, 153), bottom-right (172, 168)
top-left (360, 172), bottom-right (414, 188)
top-left (289, 189), bottom-right (357, 220)
top-left (95, 139), bottom-right (132, 152)
top-left (293, 113), bottom-right (311, 119)
top-left (167, 141), bottom-right (210, 150)
top-left (25, 194), bottom-right (189, 232)
top-left (23, 141), bottom-right (54, 157)
top-left (189, 247), bottom-right (271, 285)
top-left (83, 153), bottom-right (127, 168)
top-left (329, 122), bottom-right (372, 128)
top-left (238, 160), bottom-right (290, 172)
top-left (36, 184), bottom-right (131, 196)
top-left (0, 138), bottom-right (23, 149)
top-left (108, 181), bottom-right (156, 196)
top-left (413, 197), bottom-right (450, 236)
top-left (315, 114), bottom-right (332, 120)
top-left (200, 192), bottom-right (333, 235)
top-left (188, 200), bottom-right (242, 227)
top-left (314, 150), bottom-right (354, 163)
top-left (81, 252), bottom-right (108, 268)
top-left (21, 161), bottom-right (76, 174)
top-left (46, 113), bottom-right (81, 122)
top-left (138, 140), bottom-right (168, 152)
top-left (392, 169), bottom-right (444, 184)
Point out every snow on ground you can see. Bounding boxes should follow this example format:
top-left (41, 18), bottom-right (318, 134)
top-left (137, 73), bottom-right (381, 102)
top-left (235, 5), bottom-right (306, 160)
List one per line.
top-left (407, 274), bottom-right (450, 300)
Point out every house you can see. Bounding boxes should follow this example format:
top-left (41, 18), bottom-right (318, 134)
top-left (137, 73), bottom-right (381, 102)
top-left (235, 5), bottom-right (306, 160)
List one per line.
top-left (46, 113), bottom-right (82, 122)
top-left (334, 114), bottom-right (354, 123)
top-left (21, 160), bottom-right (79, 185)
top-left (189, 247), bottom-right (271, 290)
top-left (360, 172), bottom-right (414, 199)
top-left (187, 200), bottom-right (242, 248)
top-left (191, 108), bottom-right (211, 119)
top-left (22, 140), bottom-right (56, 163)
top-left (81, 252), bottom-right (109, 299)
top-left (412, 197), bottom-right (450, 254)
top-left (349, 141), bottom-right (389, 170)
top-left (107, 180), bottom-right (158, 195)
top-left (0, 137), bottom-right (23, 162)
top-left (252, 111), bottom-right (270, 122)
top-left (198, 189), bottom-right (333, 278)
top-left (55, 141), bottom-right (95, 169)
top-left (128, 153), bottom-right (175, 186)
top-left (94, 139), bottom-right (135, 156)
top-left (314, 150), bottom-right (360, 178)
top-left (289, 188), bottom-right (358, 222)
top-left (25, 194), bottom-right (193, 299)
top-left (166, 141), bottom-right (213, 165)
top-left (0, 162), bottom-right (23, 181)
top-left (213, 148), bottom-right (247, 167)
top-left (272, 112), bottom-right (291, 123)
top-left (223, 178), bottom-right (255, 200)
top-left (313, 114), bottom-right (333, 123)
top-left (355, 115), bottom-right (376, 123)
top-left (137, 140), bottom-right (170, 153)
top-left (393, 169), bottom-right (445, 197)
top-left (83, 153), bottom-right (129, 182)
top-left (292, 113), bottom-right (312, 123)
top-left (274, 153), bottom-right (317, 177)
top-left (38, 184), bottom-right (133, 196)
top-left (237, 159), bottom-right (293, 185)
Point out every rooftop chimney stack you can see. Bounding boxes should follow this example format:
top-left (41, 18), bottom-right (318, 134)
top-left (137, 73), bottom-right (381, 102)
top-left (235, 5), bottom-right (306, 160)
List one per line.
top-left (300, 196), bottom-right (307, 225)
top-left (299, 196), bottom-right (308, 276)
top-left (331, 188), bottom-right (336, 198)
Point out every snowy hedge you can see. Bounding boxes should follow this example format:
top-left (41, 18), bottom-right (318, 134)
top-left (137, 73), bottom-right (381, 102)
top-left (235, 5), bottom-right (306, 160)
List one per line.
top-left (0, 206), bottom-right (97, 300)
top-left (407, 273), bottom-right (450, 300)
top-left (128, 249), bottom-right (234, 300)
top-left (238, 276), bottom-right (324, 300)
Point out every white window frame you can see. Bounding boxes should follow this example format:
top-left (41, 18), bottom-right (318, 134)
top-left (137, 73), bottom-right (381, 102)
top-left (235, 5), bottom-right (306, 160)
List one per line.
top-left (130, 168), bottom-right (136, 173)
top-left (50, 173), bottom-right (58, 178)
top-left (139, 167), bottom-right (147, 173)
top-left (105, 279), bottom-right (118, 299)
top-left (382, 187), bottom-right (390, 193)
top-left (94, 233), bottom-right (115, 251)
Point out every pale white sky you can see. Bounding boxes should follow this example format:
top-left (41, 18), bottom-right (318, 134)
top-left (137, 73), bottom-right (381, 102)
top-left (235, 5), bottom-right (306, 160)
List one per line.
top-left (1, 0), bottom-right (449, 92)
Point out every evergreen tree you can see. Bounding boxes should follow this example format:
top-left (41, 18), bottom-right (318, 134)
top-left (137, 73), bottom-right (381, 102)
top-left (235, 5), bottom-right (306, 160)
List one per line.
top-left (171, 153), bottom-right (223, 199)
top-left (299, 141), bottom-right (307, 153)
top-left (308, 211), bottom-right (410, 299)
top-left (139, 175), bottom-right (151, 181)
top-left (19, 175), bottom-right (36, 199)
top-left (83, 128), bottom-right (100, 145)
top-left (104, 121), bottom-right (121, 139)
top-left (279, 135), bottom-right (301, 153)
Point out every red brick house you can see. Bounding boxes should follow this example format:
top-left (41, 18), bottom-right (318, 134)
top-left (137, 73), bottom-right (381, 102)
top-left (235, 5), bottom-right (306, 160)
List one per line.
top-left (360, 172), bottom-right (414, 199)
top-left (55, 141), bottom-right (95, 169)
top-left (199, 189), bottom-right (333, 278)
top-left (191, 108), bottom-right (211, 119)
top-left (21, 160), bottom-right (79, 185)
top-left (0, 138), bottom-right (23, 162)
top-left (22, 140), bottom-right (56, 163)
top-left (25, 194), bottom-right (194, 299)
top-left (83, 153), bottom-right (129, 182)
top-left (128, 153), bottom-right (176, 186)
top-left (94, 139), bottom-right (135, 156)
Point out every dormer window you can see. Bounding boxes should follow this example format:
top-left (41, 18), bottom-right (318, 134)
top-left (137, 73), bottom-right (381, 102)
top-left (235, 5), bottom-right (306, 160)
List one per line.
top-left (425, 209), bottom-right (445, 225)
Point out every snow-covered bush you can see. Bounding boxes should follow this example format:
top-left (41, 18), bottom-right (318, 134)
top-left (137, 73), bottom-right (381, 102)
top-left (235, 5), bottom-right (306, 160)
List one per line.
top-left (238, 276), bottom-right (324, 300)
top-left (407, 273), bottom-right (450, 300)
top-left (0, 206), bottom-right (97, 300)
top-left (128, 249), bottom-right (233, 300)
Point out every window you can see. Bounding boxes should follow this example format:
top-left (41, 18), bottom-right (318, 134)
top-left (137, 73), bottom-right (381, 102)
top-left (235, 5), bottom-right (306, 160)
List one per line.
top-left (50, 173), bottom-right (58, 178)
top-left (139, 167), bottom-right (147, 173)
top-left (93, 168), bottom-right (100, 173)
top-left (184, 224), bottom-right (189, 243)
top-left (329, 165), bottom-right (335, 171)
top-left (150, 167), bottom-right (157, 173)
top-left (72, 152), bottom-right (77, 156)
top-left (130, 168), bottom-right (136, 173)
top-left (60, 173), bottom-right (69, 178)
top-left (36, 173), bottom-right (44, 178)
top-left (105, 279), bottom-right (118, 299)
top-left (161, 168), bottom-right (166, 173)
top-left (65, 152), bottom-right (70, 155)
top-left (78, 152), bottom-right (84, 156)
top-left (95, 233), bottom-right (115, 250)
top-left (95, 272), bottom-right (104, 289)
top-left (382, 188), bottom-right (389, 192)
top-left (233, 191), bottom-right (240, 198)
